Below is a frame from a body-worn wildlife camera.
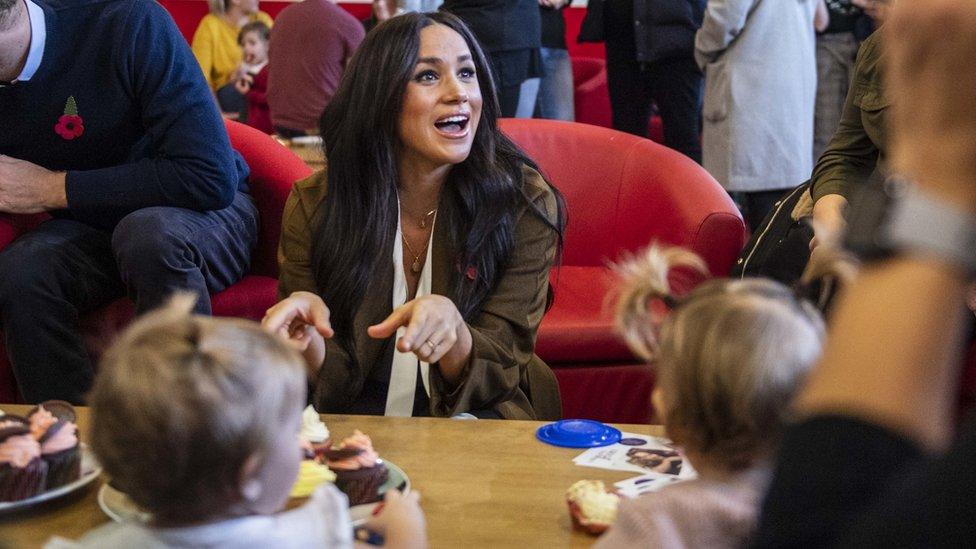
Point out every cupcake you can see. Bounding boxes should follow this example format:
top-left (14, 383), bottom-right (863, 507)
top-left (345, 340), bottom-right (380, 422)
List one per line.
top-left (299, 405), bottom-right (331, 453)
top-left (28, 403), bottom-right (81, 489)
top-left (27, 406), bottom-right (58, 441)
top-left (38, 420), bottom-right (80, 489)
top-left (29, 400), bottom-right (76, 423)
top-left (0, 426), bottom-right (48, 501)
top-left (289, 459), bottom-right (336, 499)
top-left (0, 415), bottom-right (29, 430)
top-left (566, 480), bottom-right (621, 535)
top-left (324, 430), bottom-right (388, 506)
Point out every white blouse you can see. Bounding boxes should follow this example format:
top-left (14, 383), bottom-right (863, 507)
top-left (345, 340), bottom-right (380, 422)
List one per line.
top-left (384, 203), bottom-right (434, 416)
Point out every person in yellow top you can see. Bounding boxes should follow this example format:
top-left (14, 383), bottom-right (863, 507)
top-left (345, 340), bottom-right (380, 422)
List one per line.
top-left (191, 0), bottom-right (273, 119)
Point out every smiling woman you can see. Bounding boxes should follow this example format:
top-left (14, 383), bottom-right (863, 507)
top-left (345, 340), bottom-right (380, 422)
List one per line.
top-left (262, 12), bottom-right (567, 420)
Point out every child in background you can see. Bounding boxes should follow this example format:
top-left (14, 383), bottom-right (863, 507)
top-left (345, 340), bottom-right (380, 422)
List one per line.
top-left (594, 246), bottom-right (826, 548)
top-left (235, 21), bottom-right (273, 134)
top-left (46, 295), bottom-right (426, 549)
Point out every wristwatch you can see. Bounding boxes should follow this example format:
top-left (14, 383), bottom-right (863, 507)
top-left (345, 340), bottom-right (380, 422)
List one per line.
top-left (843, 173), bottom-right (976, 277)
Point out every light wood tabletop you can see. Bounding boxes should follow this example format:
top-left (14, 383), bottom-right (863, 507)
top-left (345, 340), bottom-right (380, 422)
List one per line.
top-left (0, 405), bottom-right (661, 548)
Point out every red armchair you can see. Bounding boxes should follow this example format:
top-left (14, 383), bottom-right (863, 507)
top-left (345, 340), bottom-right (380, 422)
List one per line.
top-left (0, 120), bottom-right (312, 402)
top-left (500, 119), bottom-right (746, 423)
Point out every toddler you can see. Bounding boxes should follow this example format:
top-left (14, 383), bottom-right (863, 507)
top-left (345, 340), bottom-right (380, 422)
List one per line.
top-left (47, 295), bottom-right (426, 548)
top-left (235, 21), bottom-right (272, 134)
top-left (595, 246), bottom-right (826, 548)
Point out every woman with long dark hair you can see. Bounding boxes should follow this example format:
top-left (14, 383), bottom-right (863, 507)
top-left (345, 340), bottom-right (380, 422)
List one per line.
top-left (263, 12), bottom-right (566, 419)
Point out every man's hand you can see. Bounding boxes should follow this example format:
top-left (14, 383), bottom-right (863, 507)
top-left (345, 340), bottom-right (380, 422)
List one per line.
top-left (887, 0), bottom-right (976, 212)
top-left (0, 155), bottom-right (67, 213)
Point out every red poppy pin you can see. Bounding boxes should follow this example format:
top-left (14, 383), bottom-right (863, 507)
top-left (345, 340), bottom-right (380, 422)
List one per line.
top-left (54, 96), bottom-right (84, 140)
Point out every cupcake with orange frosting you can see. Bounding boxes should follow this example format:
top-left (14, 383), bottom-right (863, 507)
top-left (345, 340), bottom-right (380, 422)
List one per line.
top-left (324, 430), bottom-right (388, 505)
top-left (0, 425), bottom-right (48, 501)
top-left (28, 402), bottom-right (80, 489)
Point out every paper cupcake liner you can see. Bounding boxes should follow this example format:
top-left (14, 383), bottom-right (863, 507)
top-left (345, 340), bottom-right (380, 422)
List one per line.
top-left (334, 464), bottom-right (388, 506)
top-left (0, 458), bottom-right (48, 501)
top-left (43, 446), bottom-right (81, 490)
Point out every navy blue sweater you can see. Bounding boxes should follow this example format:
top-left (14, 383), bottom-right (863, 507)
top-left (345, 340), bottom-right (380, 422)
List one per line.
top-left (0, 0), bottom-right (248, 230)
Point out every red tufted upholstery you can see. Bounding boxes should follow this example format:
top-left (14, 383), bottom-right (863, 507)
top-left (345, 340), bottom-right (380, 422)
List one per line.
top-left (0, 120), bottom-right (311, 403)
top-left (500, 119), bottom-right (746, 423)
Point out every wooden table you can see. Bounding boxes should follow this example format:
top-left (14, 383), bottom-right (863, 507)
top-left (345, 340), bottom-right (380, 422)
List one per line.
top-left (0, 405), bottom-right (660, 548)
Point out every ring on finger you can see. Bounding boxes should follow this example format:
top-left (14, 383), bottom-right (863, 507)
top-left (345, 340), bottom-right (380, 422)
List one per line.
top-left (424, 339), bottom-right (437, 353)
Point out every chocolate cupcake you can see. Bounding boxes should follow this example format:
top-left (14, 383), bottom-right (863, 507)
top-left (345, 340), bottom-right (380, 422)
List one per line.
top-left (0, 426), bottom-right (48, 501)
top-left (324, 431), bottom-right (388, 506)
top-left (29, 400), bottom-right (76, 423)
top-left (27, 405), bottom-right (59, 442)
top-left (0, 415), bottom-right (29, 430)
top-left (38, 420), bottom-right (80, 490)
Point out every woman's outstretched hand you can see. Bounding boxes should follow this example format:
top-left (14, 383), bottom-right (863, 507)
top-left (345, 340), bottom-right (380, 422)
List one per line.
top-left (367, 295), bottom-right (472, 379)
top-left (263, 291), bottom-right (334, 350)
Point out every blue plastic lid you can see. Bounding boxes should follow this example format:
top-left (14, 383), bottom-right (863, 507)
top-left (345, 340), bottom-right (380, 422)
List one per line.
top-left (536, 419), bottom-right (622, 448)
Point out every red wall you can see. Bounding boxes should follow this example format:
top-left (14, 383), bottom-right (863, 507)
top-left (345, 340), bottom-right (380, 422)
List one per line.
top-left (158, 0), bottom-right (604, 58)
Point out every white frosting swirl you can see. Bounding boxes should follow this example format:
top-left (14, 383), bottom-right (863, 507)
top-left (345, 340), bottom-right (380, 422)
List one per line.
top-left (300, 405), bottom-right (330, 443)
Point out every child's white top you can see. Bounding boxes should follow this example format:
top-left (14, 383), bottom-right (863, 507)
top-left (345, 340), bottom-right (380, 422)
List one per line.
top-left (44, 484), bottom-right (353, 549)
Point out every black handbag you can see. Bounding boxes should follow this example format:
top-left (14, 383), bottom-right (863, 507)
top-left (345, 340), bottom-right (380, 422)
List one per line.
top-left (732, 181), bottom-right (814, 284)
top-left (578, 0), bottom-right (605, 43)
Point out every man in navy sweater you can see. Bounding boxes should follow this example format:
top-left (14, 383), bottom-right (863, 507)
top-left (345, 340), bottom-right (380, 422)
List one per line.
top-left (0, 0), bottom-right (258, 403)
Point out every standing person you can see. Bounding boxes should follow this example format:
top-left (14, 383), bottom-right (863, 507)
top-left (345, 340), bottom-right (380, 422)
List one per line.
top-left (535, 0), bottom-right (574, 121)
top-left (262, 13), bottom-right (566, 419)
top-left (754, 1), bottom-right (976, 545)
top-left (696, 0), bottom-right (818, 230)
top-left (0, 0), bottom-right (257, 404)
top-left (267, 0), bottom-right (365, 138)
top-left (581, 0), bottom-right (705, 162)
top-left (440, 0), bottom-right (542, 118)
top-left (814, 0), bottom-right (864, 161)
top-left (235, 21), bottom-right (273, 134)
top-left (191, 0), bottom-right (273, 120)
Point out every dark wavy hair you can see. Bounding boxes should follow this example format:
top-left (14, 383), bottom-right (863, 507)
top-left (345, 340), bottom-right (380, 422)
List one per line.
top-left (312, 11), bottom-right (565, 353)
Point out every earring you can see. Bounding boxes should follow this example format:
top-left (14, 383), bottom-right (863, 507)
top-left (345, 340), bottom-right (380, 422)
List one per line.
top-left (242, 479), bottom-right (263, 502)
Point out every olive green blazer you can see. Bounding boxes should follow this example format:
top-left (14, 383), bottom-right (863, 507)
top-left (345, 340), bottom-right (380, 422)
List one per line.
top-left (277, 165), bottom-right (562, 420)
top-left (811, 32), bottom-right (887, 202)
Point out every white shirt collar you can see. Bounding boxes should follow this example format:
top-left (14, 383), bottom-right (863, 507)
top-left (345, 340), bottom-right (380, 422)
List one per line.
top-left (15, 0), bottom-right (45, 82)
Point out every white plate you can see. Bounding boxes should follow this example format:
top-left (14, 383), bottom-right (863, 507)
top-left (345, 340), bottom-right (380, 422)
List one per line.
top-left (0, 444), bottom-right (101, 513)
top-left (98, 459), bottom-right (410, 526)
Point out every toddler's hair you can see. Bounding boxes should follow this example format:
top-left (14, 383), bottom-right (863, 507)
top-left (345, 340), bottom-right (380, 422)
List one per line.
top-left (89, 294), bottom-right (306, 524)
top-left (238, 21), bottom-right (270, 46)
top-left (614, 245), bottom-right (826, 470)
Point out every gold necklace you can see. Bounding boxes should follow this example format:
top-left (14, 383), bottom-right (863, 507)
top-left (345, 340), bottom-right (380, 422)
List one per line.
top-left (401, 230), bottom-right (431, 274)
top-left (418, 209), bottom-right (437, 229)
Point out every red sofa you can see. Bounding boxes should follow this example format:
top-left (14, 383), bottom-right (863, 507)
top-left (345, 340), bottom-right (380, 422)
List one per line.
top-left (0, 121), bottom-right (311, 402)
top-left (500, 119), bottom-right (747, 424)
